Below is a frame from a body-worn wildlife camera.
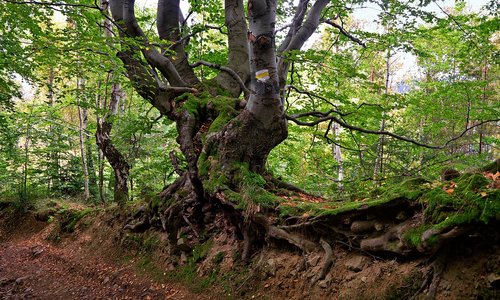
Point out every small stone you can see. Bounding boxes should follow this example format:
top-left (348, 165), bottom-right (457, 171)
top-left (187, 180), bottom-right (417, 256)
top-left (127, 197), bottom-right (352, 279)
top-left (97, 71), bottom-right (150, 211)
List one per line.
top-left (180, 251), bottom-right (188, 264)
top-left (15, 276), bottom-right (29, 285)
top-left (266, 259), bottom-right (277, 276)
top-left (345, 255), bottom-right (371, 272)
top-left (487, 273), bottom-right (500, 289)
top-left (344, 272), bottom-right (356, 281)
top-left (32, 248), bottom-right (44, 257)
top-left (361, 276), bottom-right (367, 283)
top-left (176, 238), bottom-right (192, 252)
top-left (308, 255), bottom-right (321, 267)
top-left (324, 274), bottom-right (332, 283)
top-left (318, 280), bottom-right (328, 288)
top-left (102, 277), bottom-right (110, 284)
top-left (371, 265), bottom-right (382, 278)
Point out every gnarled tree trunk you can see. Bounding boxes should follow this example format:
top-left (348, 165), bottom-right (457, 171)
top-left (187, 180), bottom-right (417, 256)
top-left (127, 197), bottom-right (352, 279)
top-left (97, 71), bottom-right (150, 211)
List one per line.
top-left (107, 0), bottom-right (344, 254)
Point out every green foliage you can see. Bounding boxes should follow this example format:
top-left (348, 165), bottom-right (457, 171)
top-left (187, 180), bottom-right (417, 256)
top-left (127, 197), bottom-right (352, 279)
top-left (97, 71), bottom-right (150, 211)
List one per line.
top-left (0, 0), bottom-right (497, 215)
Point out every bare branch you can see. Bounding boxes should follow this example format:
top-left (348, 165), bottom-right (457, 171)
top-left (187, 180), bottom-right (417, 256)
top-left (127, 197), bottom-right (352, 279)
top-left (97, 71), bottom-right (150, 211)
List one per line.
top-left (213, 0), bottom-right (250, 97)
top-left (285, 85), bottom-right (339, 109)
top-left (191, 60), bottom-right (251, 95)
top-left (157, 0), bottom-right (199, 85)
top-left (278, 0), bottom-right (310, 53)
top-left (286, 111), bottom-right (500, 149)
top-left (278, 0), bottom-right (330, 89)
top-left (323, 19), bottom-right (366, 48)
top-left (2, 0), bottom-right (100, 9)
top-left (110, 0), bottom-right (187, 87)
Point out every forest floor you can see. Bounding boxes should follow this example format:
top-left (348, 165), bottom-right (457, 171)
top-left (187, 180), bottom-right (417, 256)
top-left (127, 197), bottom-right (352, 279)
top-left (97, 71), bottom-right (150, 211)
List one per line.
top-left (0, 166), bottom-right (499, 299)
top-left (0, 198), bottom-right (498, 299)
top-left (0, 206), bottom-right (209, 300)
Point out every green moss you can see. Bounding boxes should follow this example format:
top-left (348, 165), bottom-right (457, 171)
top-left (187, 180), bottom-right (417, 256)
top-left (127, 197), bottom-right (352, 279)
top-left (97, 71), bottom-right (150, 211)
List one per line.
top-left (175, 92), bottom-right (204, 117)
top-left (192, 239), bottom-right (213, 263)
top-left (481, 159), bottom-right (500, 173)
top-left (241, 185), bottom-right (280, 209)
top-left (212, 252), bottom-right (224, 264)
top-left (234, 162), bottom-right (266, 188)
top-left (207, 108), bottom-right (236, 134)
top-left (204, 172), bottom-right (230, 194)
top-left (223, 189), bottom-right (244, 206)
top-left (405, 225), bottom-right (431, 247)
top-left (455, 172), bottom-right (489, 193)
top-left (423, 172), bottom-right (499, 226)
top-left (198, 152), bottom-right (210, 177)
top-left (59, 207), bottom-right (92, 233)
top-left (381, 177), bottom-right (430, 201)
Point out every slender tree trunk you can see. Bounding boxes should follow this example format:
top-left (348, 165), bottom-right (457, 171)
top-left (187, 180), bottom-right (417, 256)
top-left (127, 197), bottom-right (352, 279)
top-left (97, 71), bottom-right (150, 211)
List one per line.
top-left (95, 78), bottom-right (106, 203)
top-left (21, 109), bottom-right (32, 201)
top-left (46, 67), bottom-right (56, 193)
top-left (374, 48), bottom-right (391, 183)
top-left (95, 0), bottom-right (131, 204)
top-left (479, 59), bottom-right (488, 155)
top-left (77, 78), bottom-right (90, 201)
top-left (96, 82), bottom-right (130, 205)
top-left (332, 122), bottom-right (344, 189)
top-left (86, 136), bottom-right (97, 196)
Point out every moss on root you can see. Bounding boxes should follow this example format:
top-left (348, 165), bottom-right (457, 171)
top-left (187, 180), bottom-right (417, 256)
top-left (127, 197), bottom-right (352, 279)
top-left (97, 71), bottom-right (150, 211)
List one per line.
top-left (404, 172), bottom-right (499, 248)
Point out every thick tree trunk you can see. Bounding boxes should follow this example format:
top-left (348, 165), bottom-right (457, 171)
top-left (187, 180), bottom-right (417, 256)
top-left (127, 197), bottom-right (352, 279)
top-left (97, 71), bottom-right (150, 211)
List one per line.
top-left (110, 0), bottom-right (326, 257)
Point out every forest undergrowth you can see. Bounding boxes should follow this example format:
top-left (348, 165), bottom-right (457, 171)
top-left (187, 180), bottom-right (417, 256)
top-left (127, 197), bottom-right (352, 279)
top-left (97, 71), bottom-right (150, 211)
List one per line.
top-left (1, 160), bottom-right (499, 299)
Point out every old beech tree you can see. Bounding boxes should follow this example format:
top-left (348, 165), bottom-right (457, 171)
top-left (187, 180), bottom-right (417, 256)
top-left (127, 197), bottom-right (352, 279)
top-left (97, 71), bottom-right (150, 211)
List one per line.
top-left (109, 0), bottom-right (333, 255)
top-left (106, 0), bottom-right (498, 262)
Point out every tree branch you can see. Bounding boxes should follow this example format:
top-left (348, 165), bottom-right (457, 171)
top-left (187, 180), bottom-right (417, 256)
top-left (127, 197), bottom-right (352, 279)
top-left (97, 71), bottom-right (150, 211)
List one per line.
top-left (277, 0), bottom-right (330, 90)
top-left (157, 0), bottom-right (199, 85)
top-left (277, 0), bottom-right (310, 53)
top-left (191, 60), bottom-right (251, 95)
top-left (322, 19), bottom-right (366, 48)
top-left (213, 0), bottom-right (250, 97)
top-left (2, 0), bottom-right (100, 9)
top-left (286, 111), bottom-right (500, 149)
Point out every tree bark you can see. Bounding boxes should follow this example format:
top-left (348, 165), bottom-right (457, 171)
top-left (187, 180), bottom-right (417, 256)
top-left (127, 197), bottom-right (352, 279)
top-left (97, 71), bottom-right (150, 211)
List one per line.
top-left (96, 83), bottom-right (130, 205)
top-left (77, 78), bottom-right (90, 201)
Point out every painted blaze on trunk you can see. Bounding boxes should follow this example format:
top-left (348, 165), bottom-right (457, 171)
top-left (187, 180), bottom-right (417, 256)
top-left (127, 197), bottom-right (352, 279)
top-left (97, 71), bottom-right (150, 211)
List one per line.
top-left (215, 0), bottom-right (287, 172)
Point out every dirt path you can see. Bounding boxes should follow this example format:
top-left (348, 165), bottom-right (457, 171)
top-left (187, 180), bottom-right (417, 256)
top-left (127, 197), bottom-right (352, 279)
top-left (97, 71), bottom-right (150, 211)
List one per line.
top-left (0, 220), bottom-right (206, 300)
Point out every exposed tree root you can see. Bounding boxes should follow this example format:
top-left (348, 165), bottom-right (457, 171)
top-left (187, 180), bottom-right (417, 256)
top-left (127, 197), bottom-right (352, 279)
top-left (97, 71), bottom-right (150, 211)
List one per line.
top-left (359, 218), bottom-right (416, 255)
top-left (311, 239), bottom-right (334, 285)
top-left (267, 176), bottom-right (314, 196)
top-left (419, 226), bottom-right (469, 253)
top-left (410, 248), bottom-right (450, 300)
top-left (253, 214), bottom-right (317, 253)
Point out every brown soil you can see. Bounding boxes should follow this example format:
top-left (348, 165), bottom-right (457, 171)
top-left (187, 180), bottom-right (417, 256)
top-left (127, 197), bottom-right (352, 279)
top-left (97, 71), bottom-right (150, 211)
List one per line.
top-left (1, 206), bottom-right (499, 300)
top-left (0, 209), bottom-right (209, 300)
